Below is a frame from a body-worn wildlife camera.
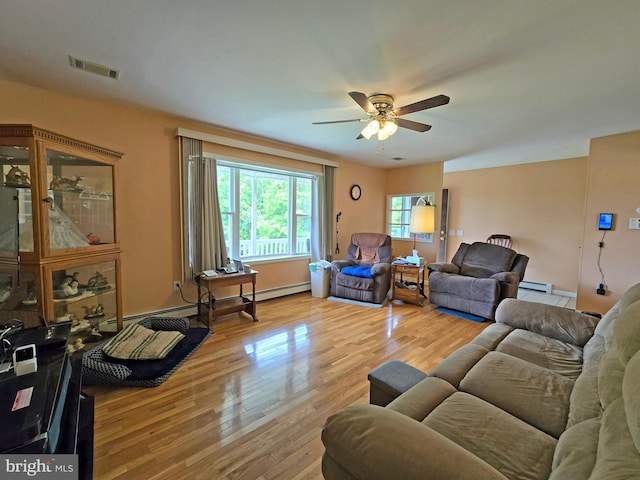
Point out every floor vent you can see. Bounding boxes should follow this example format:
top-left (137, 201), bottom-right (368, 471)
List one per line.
top-left (69, 55), bottom-right (120, 79)
top-left (519, 280), bottom-right (553, 294)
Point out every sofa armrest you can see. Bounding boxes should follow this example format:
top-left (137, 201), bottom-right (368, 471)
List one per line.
top-left (370, 262), bottom-right (390, 276)
top-left (490, 271), bottom-right (520, 284)
top-left (331, 260), bottom-right (354, 272)
top-left (322, 404), bottom-right (508, 480)
top-left (495, 299), bottom-right (599, 347)
top-left (428, 262), bottom-right (460, 274)
top-left (491, 271), bottom-right (521, 299)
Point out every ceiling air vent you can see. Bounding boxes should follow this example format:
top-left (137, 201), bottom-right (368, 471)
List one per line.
top-left (69, 56), bottom-right (120, 79)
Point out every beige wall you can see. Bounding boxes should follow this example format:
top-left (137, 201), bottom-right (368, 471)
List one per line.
top-left (443, 158), bottom-right (589, 293)
top-left (2, 78), bottom-right (637, 316)
top-left (386, 162), bottom-right (443, 262)
top-left (0, 79), bottom-right (343, 316)
top-left (577, 130), bottom-right (640, 312)
top-left (331, 159), bottom-right (387, 259)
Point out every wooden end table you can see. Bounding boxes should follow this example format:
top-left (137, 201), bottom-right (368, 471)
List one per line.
top-left (390, 263), bottom-right (426, 305)
top-left (196, 270), bottom-right (258, 328)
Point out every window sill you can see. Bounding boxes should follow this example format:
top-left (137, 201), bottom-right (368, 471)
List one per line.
top-left (241, 255), bottom-right (310, 266)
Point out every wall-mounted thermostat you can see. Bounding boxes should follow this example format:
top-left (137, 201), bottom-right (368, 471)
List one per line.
top-left (629, 218), bottom-right (640, 230)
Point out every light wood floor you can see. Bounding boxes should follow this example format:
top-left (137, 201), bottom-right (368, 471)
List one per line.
top-left (87, 293), bottom-right (491, 480)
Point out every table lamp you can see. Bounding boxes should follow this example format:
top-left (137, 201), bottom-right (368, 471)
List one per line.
top-left (409, 203), bottom-right (435, 257)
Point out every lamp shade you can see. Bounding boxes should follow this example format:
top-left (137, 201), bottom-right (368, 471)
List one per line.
top-left (409, 205), bottom-right (435, 234)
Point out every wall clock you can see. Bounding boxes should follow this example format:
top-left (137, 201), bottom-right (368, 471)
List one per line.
top-left (350, 184), bottom-right (361, 201)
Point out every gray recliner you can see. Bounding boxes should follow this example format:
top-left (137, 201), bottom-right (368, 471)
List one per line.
top-left (330, 233), bottom-right (392, 304)
top-left (427, 242), bottom-right (529, 320)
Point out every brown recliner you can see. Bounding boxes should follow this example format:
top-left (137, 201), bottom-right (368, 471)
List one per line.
top-left (330, 233), bottom-right (392, 304)
top-left (427, 242), bottom-right (529, 320)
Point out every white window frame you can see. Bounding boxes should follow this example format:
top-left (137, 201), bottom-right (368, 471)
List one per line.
top-left (216, 159), bottom-right (315, 261)
top-left (387, 192), bottom-right (435, 243)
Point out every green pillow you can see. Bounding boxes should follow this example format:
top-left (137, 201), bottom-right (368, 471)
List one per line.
top-left (102, 323), bottom-right (185, 360)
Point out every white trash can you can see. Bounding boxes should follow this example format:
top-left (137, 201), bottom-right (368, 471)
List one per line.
top-left (309, 260), bottom-right (331, 298)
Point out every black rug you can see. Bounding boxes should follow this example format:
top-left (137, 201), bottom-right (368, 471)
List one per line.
top-left (82, 328), bottom-right (211, 387)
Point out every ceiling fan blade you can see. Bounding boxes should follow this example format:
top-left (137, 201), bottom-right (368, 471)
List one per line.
top-left (312, 119), bottom-right (363, 125)
top-left (348, 91), bottom-right (377, 114)
top-left (394, 94), bottom-right (450, 116)
top-left (395, 118), bottom-right (432, 132)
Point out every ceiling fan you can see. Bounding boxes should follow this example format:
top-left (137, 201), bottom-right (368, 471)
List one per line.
top-left (313, 91), bottom-right (450, 140)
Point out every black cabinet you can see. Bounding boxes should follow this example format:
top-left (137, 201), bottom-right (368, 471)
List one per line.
top-left (0, 323), bottom-right (93, 479)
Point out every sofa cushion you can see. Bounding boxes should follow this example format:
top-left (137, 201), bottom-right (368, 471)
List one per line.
top-left (598, 347), bottom-right (625, 409)
top-left (335, 272), bottom-right (374, 291)
top-left (387, 377), bottom-right (457, 421)
top-left (459, 242), bottom-right (516, 278)
top-left (471, 323), bottom-right (513, 350)
top-left (612, 299), bottom-right (640, 365)
top-left (589, 397), bottom-right (640, 479)
top-left (423, 392), bottom-right (556, 480)
top-left (428, 271), bottom-right (499, 301)
top-left (429, 344), bottom-right (489, 388)
top-left (451, 242), bottom-right (470, 267)
top-left (496, 329), bottom-right (584, 379)
top-left (322, 403), bottom-right (509, 480)
top-left (619, 282), bottom-right (640, 310)
top-left (459, 352), bottom-right (574, 438)
top-left (495, 299), bottom-right (599, 347)
top-left (550, 418), bottom-right (600, 480)
top-left (624, 350), bottom-right (640, 452)
top-left (567, 334), bottom-right (605, 427)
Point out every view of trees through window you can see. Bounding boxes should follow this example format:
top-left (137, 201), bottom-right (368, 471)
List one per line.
top-left (217, 162), bottom-right (313, 259)
top-left (387, 193), bottom-right (434, 242)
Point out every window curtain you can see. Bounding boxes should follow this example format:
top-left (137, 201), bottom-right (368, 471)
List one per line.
top-left (310, 165), bottom-right (335, 262)
top-left (180, 136), bottom-right (228, 281)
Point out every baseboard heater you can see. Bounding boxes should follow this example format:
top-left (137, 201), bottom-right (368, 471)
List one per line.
top-left (519, 280), bottom-right (553, 294)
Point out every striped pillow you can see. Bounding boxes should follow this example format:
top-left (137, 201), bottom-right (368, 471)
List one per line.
top-left (102, 323), bottom-right (185, 360)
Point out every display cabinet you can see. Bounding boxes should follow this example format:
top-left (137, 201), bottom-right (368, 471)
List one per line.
top-left (0, 125), bottom-right (122, 348)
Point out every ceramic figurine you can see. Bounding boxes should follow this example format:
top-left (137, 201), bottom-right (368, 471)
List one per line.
top-left (50, 175), bottom-right (83, 191)
top-left (4, 165), bottom-right (30, 187)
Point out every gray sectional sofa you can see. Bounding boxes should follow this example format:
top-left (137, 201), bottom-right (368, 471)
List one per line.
top-left (321, 282), bottom-right (640, 479)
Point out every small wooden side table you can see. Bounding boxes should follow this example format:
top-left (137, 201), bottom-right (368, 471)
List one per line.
top-left (390, 263), bottom-right (426, 305)
top-left (196, 270), bottom-right (258, 328)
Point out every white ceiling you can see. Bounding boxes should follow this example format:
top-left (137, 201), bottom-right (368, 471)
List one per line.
top-left (1, 0), bottom-right (640, 170)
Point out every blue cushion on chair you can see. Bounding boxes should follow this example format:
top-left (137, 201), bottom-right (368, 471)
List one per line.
top-left (342, 265), bottom-right (374, 278)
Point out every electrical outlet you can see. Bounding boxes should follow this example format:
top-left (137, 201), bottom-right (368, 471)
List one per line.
top-left (173, 281), bottom-right (181, 292)
top-left (596, 283), bottom-right (606, 295)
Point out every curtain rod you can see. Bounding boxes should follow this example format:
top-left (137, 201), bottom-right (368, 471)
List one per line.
top-left (176, 127), bottom-right (339, 168)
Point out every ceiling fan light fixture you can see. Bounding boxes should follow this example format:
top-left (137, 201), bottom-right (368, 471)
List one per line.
top-left (377, 120), bottom-right (398, 141)
top-left (360, 119), bottom-right (380, 139)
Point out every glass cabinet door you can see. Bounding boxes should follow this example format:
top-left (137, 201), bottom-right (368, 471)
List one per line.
top-left (1, 145), bottom-right (34, 253)
top-left (50, 258), bottom-right (119, 351)
top-left (45, 148), bottom-right (115, 253)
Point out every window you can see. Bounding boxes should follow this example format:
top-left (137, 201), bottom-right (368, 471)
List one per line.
top-left (216, 160), bottom-right (314, 260)
top-left (387, 193), bottom-right (435, 242)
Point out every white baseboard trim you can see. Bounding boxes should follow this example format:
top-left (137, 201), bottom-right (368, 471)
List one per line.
top-left (120, 282), bottom-right (312, 326)
top-left (551, 289), bottom-right (577, 298)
